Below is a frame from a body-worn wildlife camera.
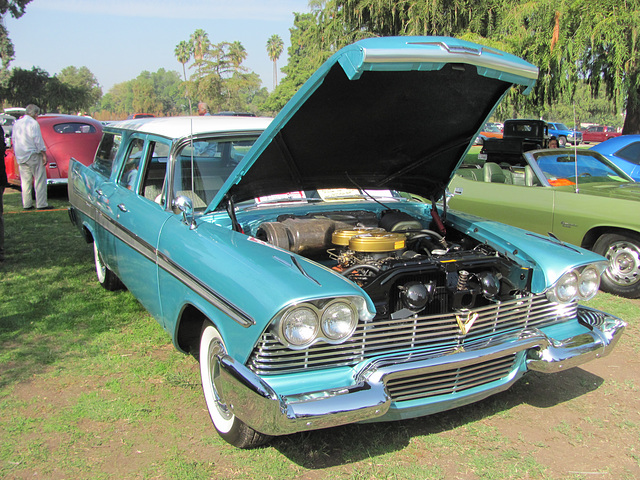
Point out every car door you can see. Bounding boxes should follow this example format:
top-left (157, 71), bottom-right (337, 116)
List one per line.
top-left (448, 163), bottom-right (555, 235)
top-left (109, 136), bottom-right (173, 320)
top-left (91, 131), bottom-right (124, 273)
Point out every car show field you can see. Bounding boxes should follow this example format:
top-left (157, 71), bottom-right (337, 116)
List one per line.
top-left (0, 188), bottom-right (638, 479)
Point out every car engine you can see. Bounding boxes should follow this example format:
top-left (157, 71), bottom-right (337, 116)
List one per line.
top-left (255, 209), bottom-right (532, 320)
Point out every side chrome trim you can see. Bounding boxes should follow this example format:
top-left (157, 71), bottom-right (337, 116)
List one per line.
top-left (156, 251), bottom-right (255, 327)
top-left (74, 202), bottom-right (256, 328)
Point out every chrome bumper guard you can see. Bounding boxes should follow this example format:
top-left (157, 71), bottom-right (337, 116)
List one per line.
top-left (46, 178), bottom-right (68, 185)
top-left (214, 306), bottom-right (625, 436)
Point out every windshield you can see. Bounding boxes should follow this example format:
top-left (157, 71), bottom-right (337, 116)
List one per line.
top-left (553, 123), bottom-right (570, 130)
top-left (532, 150), bottom-right (632, 185)
top-left (172, 136), bottom-right (258, 210)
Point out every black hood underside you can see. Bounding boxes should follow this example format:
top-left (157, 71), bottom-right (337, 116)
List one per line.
top-left (228, 62), bottom-right (510, 203)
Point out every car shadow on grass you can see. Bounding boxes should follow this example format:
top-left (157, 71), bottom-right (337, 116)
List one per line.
top-left (270, 367), bottom-right (604, 469)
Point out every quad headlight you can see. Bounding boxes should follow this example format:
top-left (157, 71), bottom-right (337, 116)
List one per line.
top-left (275, 298), bottom-right (363, 349)
top-left (546, 264), bottom-right (604, 304)
top-left (281, 306), bottom-right (319, 346)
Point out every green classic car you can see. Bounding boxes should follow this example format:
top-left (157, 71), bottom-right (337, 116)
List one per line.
top-left (449, 148), bottom-right (640, 298)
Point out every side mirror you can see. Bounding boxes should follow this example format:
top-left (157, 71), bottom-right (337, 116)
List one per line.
top-left (173, 195), bottom-right (197, 230)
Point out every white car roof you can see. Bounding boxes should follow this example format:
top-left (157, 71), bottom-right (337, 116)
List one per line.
top-left (106, 116), bottom-right (273, 139)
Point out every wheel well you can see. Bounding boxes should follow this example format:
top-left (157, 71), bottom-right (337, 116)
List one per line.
top-left (582, 227), bottom-right (640, 250)
top-left (81, 226), bottom-right (94, 244)
top-left (176, 305), bottom-right (208, 356)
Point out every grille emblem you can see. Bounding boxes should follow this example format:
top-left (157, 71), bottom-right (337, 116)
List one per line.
top-left (456, 311), bottom-right (479, 335)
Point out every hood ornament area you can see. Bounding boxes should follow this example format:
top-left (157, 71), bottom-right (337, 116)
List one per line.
top-left (456, 311), bottom-right (479, 335)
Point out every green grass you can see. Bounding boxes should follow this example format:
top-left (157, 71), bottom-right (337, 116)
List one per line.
top-left (1, 186), bottom-right (639, 479)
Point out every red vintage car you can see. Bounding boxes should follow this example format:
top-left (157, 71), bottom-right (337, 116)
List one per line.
top-left (4, 114), bottom-right (103, 186)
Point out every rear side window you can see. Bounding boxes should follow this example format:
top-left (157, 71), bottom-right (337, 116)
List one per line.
top-left (53, 122), bottom-right (97, 134)
top-left (616, 142), bottom-right (640, 165)
top-left (93, 132), bottom-right (122, 177)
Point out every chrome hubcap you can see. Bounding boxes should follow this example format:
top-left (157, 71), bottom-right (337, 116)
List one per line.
top-left (208, 339), bottom-right (233, 421)
top-left (604, 240), bottom-right (640, 286)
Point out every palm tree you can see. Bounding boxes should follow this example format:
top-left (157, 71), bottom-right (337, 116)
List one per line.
top-left (228, 41), bottom-right (247, 73)
top-left (175, 40), bottom-right (193, 81)
top-left (266, 34), bottom-right (284, 89)
top-left (174, 40), bottom-right (194, 114)
top-left (190, 29), bottom-right (210, 64)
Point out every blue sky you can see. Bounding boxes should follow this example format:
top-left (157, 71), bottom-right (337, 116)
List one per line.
top-left (5, 0), bottom-right (312, 93)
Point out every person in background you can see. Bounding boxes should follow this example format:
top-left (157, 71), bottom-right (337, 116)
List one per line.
top-left (0, 124), bottom-right (6, 262)
top-left (197, 102), bottom-right (211, 116)
top-left (549, 136), bottom-right (559, 148)
top-left (12, 104), bottom-right (50, 210)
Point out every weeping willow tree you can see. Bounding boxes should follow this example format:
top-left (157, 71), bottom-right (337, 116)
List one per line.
top-left (271, 0), bottom-right (638, 132)
top-left (571, 0), bottom-right (639, 133)
top-left (495, 0), bottom-right (639, 133)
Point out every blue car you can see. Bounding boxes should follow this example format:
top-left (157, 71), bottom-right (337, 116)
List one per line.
top-left (589, 135), bottom-right (640, 180)
top-left (547, 122), bottom-right (583, 146)
top-left (67, 37), bottom-right (625, 448)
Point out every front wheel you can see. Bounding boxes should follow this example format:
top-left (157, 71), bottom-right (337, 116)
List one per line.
top-left (593, 233), bottom-right (640, 298)
top-left (199, 322), bottom-right (272, 448)
top-left (93, 242), bottom-right (124, 291)
top-left (558, 136), bottom-right (567, 147)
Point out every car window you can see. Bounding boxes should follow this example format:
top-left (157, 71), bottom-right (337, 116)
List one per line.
top-left (118, 138), bottom-right (145, 191)
top-left (615, 142), bottom-right (640, 165)
top-left (140, 141), bottom-right (170, 206)
top-left (93, 132), bottom-right (122, 177)
top-left (533, 151), bottom-right (629, 184)
top-left (53, 122), bottom-right (97, 134)
top-left (172, 136), bottom-right (258, 210)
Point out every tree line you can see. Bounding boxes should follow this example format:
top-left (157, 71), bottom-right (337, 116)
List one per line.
top-left (0, 0), bottom-right (637, 131)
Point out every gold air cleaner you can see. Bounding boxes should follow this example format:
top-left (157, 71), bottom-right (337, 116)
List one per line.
top-left (349, 232), bottom-right (406, 253)
top-left (332, 227), bottom-right (385, 247)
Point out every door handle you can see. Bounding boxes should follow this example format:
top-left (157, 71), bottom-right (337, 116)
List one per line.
top-left (117, 204), bottom-right (128, 212)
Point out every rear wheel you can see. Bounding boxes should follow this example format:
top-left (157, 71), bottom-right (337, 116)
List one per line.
top-left (199, 322), bottom-right (272, 448)
top-left (93, 242), bottom-right (124, 291)
top-left (593, 233), bottom-right (640, 298)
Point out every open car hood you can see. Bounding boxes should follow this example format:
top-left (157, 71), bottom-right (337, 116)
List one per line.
top-left (207, 36), bottom-right (538, 211)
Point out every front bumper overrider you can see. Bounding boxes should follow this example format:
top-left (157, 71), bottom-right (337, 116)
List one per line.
top-left (214, 306), bottom-right (625, 436)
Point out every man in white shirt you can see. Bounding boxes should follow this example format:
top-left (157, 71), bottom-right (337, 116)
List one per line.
top-left (12, 104), bottom-right (50, 210)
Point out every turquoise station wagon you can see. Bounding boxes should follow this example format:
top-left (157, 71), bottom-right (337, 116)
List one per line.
top-left (68, 37), bottom-right (625, 448)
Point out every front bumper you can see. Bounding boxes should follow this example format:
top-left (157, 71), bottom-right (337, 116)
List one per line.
top-left (214, 306), bottom-right (625, 436)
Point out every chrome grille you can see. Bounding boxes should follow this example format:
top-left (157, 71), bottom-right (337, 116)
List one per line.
top-left (577, 308), bottom-right (607, 329)
top-left (385, 354), bottom-right (517, 402)
top-left (247, 295), bottom-right (577, 375)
